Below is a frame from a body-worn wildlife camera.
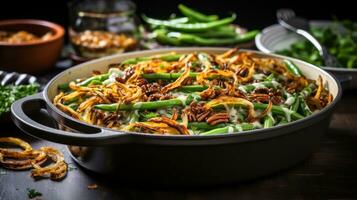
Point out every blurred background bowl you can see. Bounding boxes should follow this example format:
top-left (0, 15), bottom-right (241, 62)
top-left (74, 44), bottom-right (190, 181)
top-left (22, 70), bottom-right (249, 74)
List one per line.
top-left (0, 19), bottom-right (64, 74)
top-left (255, 21), bottom-right (357, 89)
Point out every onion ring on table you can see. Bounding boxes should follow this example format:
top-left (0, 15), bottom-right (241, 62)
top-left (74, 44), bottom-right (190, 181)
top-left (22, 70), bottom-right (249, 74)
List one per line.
top-left (0, 150), bottom-right (47, 170)
top-left (0, 137), bottom-right (47, 170)
top-left (31, 147), bottom-right (68, 181)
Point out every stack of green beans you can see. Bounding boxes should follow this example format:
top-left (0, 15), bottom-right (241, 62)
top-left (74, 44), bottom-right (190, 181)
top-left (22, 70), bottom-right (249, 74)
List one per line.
top-left (142, 4), bottom-right (260, 46)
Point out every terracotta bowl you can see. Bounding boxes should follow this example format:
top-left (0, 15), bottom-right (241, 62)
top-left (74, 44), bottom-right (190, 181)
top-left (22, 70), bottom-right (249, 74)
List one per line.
top-left (0, 19), bottom-right (64, 74)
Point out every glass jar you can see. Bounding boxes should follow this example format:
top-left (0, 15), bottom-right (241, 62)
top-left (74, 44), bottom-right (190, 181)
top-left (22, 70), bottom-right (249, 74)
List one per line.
top-left (68, 0), bottom-right (138, 59)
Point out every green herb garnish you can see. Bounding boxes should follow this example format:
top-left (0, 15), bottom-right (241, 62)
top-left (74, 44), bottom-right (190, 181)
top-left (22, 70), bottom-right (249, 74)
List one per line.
top-left (0, 84), bottom-right (39, 116)
top-left (27, 188), bottom-right (42, 199)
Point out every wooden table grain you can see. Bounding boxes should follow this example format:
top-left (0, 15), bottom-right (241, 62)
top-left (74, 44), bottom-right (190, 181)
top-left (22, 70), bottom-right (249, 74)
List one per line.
top-left (1, 91), bottom-right (357, 200)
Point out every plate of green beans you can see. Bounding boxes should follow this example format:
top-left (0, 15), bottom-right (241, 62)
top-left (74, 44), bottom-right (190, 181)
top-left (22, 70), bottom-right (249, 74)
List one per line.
top-left (139, 4), bottom-right (259, 48)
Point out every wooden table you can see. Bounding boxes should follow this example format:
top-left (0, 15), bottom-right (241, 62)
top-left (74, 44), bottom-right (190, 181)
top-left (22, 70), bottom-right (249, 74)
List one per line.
top-left (1, 90), bottom-right (357, 200)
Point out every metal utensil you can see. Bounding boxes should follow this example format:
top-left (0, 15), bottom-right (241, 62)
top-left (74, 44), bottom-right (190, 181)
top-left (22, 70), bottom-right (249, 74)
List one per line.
top-left (0, 70), bottom-right (37, 86)
top-left (277, 9), bottom-right (341, 67)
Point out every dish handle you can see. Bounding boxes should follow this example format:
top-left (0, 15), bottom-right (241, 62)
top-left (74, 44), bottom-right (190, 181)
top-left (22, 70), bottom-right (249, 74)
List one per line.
top-left (11, 93), bottom-right (130, 146)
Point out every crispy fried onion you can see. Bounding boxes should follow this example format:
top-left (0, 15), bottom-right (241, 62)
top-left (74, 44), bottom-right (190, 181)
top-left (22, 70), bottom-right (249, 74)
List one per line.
top-left (161, 65), bottom-right (190, 93)
top-left (215, 48), bottom-right (239, 66)
top-left (197, 69), bottom-right (239, 92)
top-left (314, 75), bottom-right (323, 100)
top-left (0, 137), bottom-right (67, 180)
top-left (204, 96), bottom-right (257, 121)
top-left (206, 112), bottom-right (230, 125)
top-left (31, 147), bottom-right (67, 180)
top-left (124, 122), bottom-right (181, 135)
top-left (124, 117), bottom-right (189, 135)
top-left (0, 137), bottom-right (46, 170)
top-left (148, 117), bottom-right (189, 135)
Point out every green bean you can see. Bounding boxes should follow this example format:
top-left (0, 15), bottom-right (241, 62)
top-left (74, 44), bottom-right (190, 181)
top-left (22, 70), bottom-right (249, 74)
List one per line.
top-left (63, 97), bottom-right (78, 105)
top-left (176, 85), bottom-right (208, 92)
top-left (155, 30), bottom-right (182, 46)
top-left (121, 54), bottom-right (183, 65)
top-left (300, 83), bottom-right (316, 98)
top-left (200, 127), bottom-right (232, 135)
top-left (291, 95), bottom-right (300, 112)
top-left (277, 117), bottom-right (288, 126)
top-left (68, 103), bottom-right (78, 110)
top-left (284, 60), bottom-right (303, 77)
top-left (299, 97), bottom-right (312, 116)
top-left (263, 115), bottom-right (274, 128)
top-left (166, 17), bottom-right (190, 24)
top-left (200, 123), bottom-right (255, 135)
top-left (253, 103), bottom-right (304, 121)
top-left (94, 94), bottom-right (198, 111)
top-left (265, 73), bottom-right (275, 81)
top-left (58, 83), bottom-right (70, 91)
top-left (187, 122), bottom-right (227, 130)
top-left (78, 74), bottom-right (109, 86)
top-left (178, 4), bottom-right (218, 22)
top-left (239, 81), bottom-right (279, 93)
top-left (140, 112), bottom-right (159, 121)
top-left (129, 111), bottom-right (139, 123)
top-left (192, 26), bottom-right (237, 38)
top-left (142, 14), bottom-right (236, 32)
top-left (155, 29), bottom-right (259, 46)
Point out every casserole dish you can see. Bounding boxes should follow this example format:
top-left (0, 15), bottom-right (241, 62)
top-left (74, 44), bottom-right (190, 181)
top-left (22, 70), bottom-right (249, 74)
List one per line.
top-left (11, 48), bottom-right (341, 186)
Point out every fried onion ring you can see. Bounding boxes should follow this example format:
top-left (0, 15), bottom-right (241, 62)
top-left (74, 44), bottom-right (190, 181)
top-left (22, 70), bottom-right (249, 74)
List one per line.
top-left (31, 147), bottom-right (67, 180)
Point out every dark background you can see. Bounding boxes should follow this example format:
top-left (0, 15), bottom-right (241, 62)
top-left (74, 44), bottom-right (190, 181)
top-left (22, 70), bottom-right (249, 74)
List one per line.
top-left (0, 0), bottom-right (356, 30)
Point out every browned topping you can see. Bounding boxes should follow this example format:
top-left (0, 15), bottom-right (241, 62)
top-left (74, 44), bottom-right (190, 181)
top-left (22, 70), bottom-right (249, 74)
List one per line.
top-left (206, 112), bottom-right (230, 125)
top-left (140, 82), bottom-right (173, 101)
top-left (148, 117), bottom-right (190, 135)
top-left (182, 102), bottom-right (212, 122)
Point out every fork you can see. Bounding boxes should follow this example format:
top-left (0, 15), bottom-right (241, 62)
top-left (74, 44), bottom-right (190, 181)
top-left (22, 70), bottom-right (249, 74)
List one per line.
top-left (0, 70), bottom-right (37, 86)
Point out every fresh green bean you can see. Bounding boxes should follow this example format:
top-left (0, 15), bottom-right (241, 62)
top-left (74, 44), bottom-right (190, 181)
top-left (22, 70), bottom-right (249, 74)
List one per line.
top-left (155, 29), bottom-right (259, 46)
top-left (78, 74), bottom-right (109, 86)
top-left (284, 60), bottom-right (302, 77)
top-left (142, 14), bottom-right (236, 32)
top-left (192, 27), bottom-right (237, 38)
top-left (121, 54), bottom-right (183, 65)
top-left (178, 4), bottom-right (218, 22)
